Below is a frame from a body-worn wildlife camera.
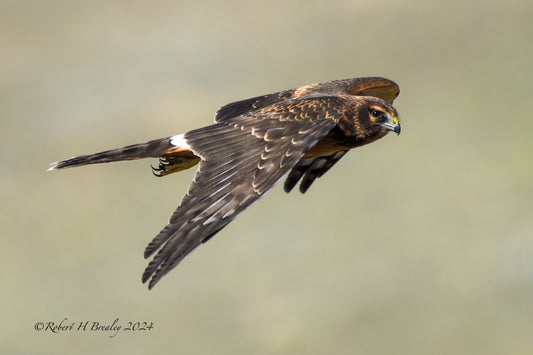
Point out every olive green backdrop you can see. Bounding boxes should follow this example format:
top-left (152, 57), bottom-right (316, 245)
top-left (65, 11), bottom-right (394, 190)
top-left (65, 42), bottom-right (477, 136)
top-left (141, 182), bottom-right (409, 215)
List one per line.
top-left (2, 1), bottom-right (532, 354)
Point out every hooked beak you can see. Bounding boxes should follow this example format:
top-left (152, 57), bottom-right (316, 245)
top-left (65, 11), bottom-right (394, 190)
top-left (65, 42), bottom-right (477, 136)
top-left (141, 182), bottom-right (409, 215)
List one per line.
top-left (382, 115), bottom-right (401, 135)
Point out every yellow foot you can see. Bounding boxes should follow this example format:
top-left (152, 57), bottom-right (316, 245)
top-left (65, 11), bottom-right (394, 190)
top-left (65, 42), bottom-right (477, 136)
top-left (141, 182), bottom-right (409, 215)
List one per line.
top-left (152, 157), bottom-right (200, 177)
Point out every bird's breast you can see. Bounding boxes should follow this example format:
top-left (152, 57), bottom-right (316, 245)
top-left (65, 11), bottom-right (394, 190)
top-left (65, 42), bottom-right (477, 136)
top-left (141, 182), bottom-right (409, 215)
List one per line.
top-left (302, 125), bottom-right (386, 159)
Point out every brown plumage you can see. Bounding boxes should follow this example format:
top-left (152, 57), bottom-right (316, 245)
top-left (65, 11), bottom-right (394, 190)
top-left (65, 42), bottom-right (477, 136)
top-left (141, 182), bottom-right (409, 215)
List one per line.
top-left (49, 77), bottom-right (401, 289)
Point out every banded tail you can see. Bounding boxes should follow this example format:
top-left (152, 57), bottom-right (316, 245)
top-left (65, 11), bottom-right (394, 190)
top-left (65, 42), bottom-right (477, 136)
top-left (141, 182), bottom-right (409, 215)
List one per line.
top-left (48, 134), bottom-right (200, 174)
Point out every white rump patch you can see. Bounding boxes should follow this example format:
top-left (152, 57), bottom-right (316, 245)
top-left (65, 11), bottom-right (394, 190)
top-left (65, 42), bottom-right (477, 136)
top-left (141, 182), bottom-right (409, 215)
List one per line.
top-left (170, 133), bottom-right (190, 149)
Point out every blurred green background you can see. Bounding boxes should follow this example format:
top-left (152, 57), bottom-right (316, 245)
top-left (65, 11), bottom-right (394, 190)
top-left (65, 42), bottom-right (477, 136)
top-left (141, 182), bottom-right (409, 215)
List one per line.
top-left (2, 0), bottom-right (533, 354)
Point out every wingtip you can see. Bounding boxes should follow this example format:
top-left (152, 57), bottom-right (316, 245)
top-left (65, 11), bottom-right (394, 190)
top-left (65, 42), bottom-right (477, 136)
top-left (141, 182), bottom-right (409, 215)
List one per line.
top-left (142, 275), bottom-right (154, 290)
top-left (142, 261), bottom-right (159, 289)
top-left (141, 269), bottom-right (151, 284)
top-left (283, 182), bottom-right (295, 193)
top-left (141, 272), bottom-right (156, 290)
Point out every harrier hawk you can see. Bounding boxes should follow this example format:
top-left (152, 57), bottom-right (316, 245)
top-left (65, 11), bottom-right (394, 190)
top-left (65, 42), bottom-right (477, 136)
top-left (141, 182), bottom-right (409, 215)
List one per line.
top-left (49, 77), bottom-right (401, 289)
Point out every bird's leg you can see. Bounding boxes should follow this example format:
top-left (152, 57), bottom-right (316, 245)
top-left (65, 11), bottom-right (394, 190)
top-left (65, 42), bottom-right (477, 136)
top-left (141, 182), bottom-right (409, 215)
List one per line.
top-left (151, 156), bottom-right (200, 177)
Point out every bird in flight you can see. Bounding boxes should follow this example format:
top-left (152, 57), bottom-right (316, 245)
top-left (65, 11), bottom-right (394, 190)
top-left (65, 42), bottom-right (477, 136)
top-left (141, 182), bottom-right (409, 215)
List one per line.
top-left (49, 77), bottom-right (401, 289)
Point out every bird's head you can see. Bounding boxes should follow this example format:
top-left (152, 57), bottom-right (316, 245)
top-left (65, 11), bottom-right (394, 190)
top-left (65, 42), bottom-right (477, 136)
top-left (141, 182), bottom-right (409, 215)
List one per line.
top-left (365, 98), bottom-right (401, 135)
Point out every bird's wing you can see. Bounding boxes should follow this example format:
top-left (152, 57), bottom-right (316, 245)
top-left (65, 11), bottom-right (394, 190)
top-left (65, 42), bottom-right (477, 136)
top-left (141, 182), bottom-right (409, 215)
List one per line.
top-left (332, 77), bottom-right (400, 103)
top-left (142, 96), bottom-right (350, 288)
top-left (283, 150), bottom-right (348, 194)
top-left (214, 89), bottom-right (294, 122)
top-left (214, 77), bottom-right (399, 123)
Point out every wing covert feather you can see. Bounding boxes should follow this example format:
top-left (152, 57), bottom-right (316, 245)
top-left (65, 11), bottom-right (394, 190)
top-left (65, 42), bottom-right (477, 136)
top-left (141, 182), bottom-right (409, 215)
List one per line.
top-left (143, 97), bottom-right (346, 288)
top-left (214, 77), bottom-right (398, 123)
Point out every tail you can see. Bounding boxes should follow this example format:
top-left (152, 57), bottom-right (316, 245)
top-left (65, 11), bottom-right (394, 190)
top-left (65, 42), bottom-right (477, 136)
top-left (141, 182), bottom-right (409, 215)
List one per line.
top-left (48, 134), bottom-right (200, 172)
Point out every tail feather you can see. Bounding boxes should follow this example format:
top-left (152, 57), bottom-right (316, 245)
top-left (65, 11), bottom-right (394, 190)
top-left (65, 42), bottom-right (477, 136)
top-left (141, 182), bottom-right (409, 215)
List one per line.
top-left (48, 136), bottom-right (191, 170)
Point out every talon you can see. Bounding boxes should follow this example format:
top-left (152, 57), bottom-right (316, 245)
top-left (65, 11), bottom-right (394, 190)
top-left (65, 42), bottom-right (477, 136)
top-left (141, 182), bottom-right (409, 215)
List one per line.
top-left (159, 158), bottom-right (170, 166)
top-left (151, 163), bottom-right (165, 177)
top-left (150, 156), bottom-right (200, 178)
top-left (151, 164), bottom-right (164, 172)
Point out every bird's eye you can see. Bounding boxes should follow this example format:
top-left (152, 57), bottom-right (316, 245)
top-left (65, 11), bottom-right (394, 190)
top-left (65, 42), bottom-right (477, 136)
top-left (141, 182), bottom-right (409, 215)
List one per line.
top-left (370, 109), bottom-right (382, 118)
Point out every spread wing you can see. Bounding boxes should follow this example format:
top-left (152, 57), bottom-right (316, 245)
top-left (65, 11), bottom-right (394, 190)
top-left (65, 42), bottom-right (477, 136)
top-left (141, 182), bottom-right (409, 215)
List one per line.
top-left (142, 96), bottom-right (350, 288)
top-left (336, 77), bottom-right (399, 103)
top-left (214, 90), bottom-right (295, 122)
top-left (214, 77), bottom-right (398, 124)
